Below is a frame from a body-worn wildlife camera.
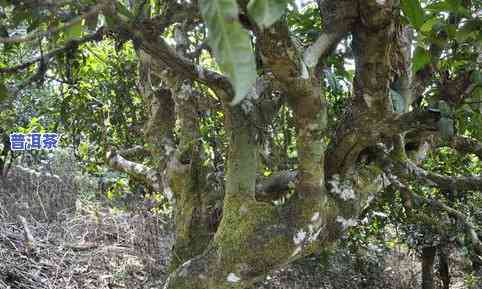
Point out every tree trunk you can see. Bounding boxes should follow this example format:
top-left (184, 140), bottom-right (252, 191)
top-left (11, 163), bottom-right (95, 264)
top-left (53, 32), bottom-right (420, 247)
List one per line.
top-left (422, 246), bottom-right (437, 289)
top-left (167, 78), bottom-right (221, 270)
top-left (438, 244), bottom-right (450, 289)
top-left (137, 48), bottom-right (221, 271)
top-left (161, 1), bottom-right (398, 288)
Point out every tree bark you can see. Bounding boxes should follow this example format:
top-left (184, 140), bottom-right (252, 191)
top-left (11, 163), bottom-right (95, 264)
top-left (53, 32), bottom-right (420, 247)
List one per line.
top-left (167, 77), bottom-right (221, 270)
top-left (438, 240), bottom-right (450, 289)
top-left (422, 246), bottom-right (437, 289)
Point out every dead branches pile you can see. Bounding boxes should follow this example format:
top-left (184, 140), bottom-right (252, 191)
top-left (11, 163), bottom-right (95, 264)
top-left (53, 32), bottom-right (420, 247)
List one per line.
top-left (0, 203), bottom-right (172, 289)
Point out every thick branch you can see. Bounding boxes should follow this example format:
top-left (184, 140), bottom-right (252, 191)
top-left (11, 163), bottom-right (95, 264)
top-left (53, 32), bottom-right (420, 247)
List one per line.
top-left (303, 32), bottom-right (343, 68)
top-left (317, 0), bottom-right (358, 34)
top-left (112, 19), bottom-right (232, 100)
top-left (447, 136), bottom-right (482, 159)
top-left (402, 160), bottom-right (482, 192)
top-left (351, 0), bottom-right (397, 115)
top-left (118, 145), bottom-right (151, 160)
top-left (381, 150), bottom-right (481, 192)
top-left (255, 22), bottom-right (303, 84)
top-left (327, 109), bottom-right (440, 176)
top-left (105, 150), bottom-right (164, 196)
top-left (303, 0), bottom-right (360, 68)
top-left (390, 110), bottom-right (441, 132)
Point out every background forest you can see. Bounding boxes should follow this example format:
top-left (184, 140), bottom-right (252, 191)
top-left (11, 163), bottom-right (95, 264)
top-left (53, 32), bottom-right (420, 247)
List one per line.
top-left (0, 0), bottom-right (481, 289)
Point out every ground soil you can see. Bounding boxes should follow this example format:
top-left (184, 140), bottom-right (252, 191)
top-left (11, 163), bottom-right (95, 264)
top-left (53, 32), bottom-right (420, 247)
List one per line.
top-left (0, 202), bottom-right (475, 289)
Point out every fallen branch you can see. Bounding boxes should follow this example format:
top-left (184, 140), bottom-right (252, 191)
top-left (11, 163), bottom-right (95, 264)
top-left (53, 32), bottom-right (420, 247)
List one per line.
top-left (18, 216), bottom-right (35, 250)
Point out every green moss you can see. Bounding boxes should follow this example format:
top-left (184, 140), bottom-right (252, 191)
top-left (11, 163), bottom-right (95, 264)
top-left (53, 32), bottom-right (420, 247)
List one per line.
top-left (213, 196), bottom-right (294, 278)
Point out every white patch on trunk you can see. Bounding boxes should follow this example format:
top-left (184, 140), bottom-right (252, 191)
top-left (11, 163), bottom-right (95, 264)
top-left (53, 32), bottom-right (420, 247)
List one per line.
top-left (300, 62), bottom-right (310, 79)
top-left (308, 227), bottom-right (323, 242)
top-left (178, 260), bottom-right (191, 277)
top-left (227, 273), bottom-right (241, 283)
top-left (311, 212), bottom-right (320, 222)
top-left (293, 229), bottom-right (307, 245)
top-left (196, 66), bottom-right (205, 80)
top-left (329, 175), bottom-right (356, 201)
top-left (376, 0), bottom-right (385, 5)
top-left (336, 216), bottom-right (358, 230)
top-left (198, 273), bottom-right (207, 280)
top-left (291, 246), bottom-right (302, 258)
top-left (415, 142), bottom-right (430, 163)
top-left (239, 205), bottom-right (249, 215)
top-left (363, 93), bottom-right (374, 108)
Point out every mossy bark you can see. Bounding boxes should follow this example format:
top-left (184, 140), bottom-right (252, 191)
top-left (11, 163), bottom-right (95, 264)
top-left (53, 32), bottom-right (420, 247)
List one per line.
top-left (161, 2), bottom-right (404, 288)
top-left (138, 49), bottom-right (221, 272)
top-left (162, 62), bottom-right (342, 289)
top-left (168, 79), bottom-right (222, 270)
top-left (327, 0), bottom-right (398, 176)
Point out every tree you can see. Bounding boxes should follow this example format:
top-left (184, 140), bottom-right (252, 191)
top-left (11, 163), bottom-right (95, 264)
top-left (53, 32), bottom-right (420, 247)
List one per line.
top-left (0, 0), bottom-right (481, 288)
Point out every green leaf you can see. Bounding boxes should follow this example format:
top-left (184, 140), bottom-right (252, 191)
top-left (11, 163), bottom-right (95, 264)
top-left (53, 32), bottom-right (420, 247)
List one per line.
top-left (400, 0), bottom-right (425, 29)
top-left (425, 2), bottom-right (450, 12)
top-left (247, 0), bottom-right (289, 29)
top-left (445, 0), bottom-right (470, 16)
top-left (412, 46), bottom-right (431, 73)
top-left (115, 2), bottom-right (134, 19)
top-left (79, 142), bottom-right (89, 159)
top-left (64, 20), bottom-right (83, 41)
top-left (199, 0), bottom-right (257, 105)
top-left (420, 17), bottom-right (439, 33)
top-left (104, 14), bottom-right (116, 27)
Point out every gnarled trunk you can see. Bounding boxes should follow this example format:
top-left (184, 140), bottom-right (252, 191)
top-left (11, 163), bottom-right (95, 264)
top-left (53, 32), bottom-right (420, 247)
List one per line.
top-left (421, 246), bottom-right (436, 289)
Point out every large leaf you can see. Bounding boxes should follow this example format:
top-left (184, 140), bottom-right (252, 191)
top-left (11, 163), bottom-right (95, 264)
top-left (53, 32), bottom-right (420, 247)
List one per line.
top-left (247, 0), bottom-right (289, 29)
top-left (400, 0), bottom-right (425, 29)
top-left (412, 46), bottom-right (431, 73)
top-left (199, 0), bottom-right (257, 105)
top-left (420, 17), bottom-right (439, 33)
